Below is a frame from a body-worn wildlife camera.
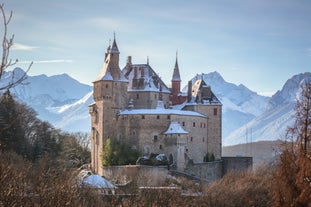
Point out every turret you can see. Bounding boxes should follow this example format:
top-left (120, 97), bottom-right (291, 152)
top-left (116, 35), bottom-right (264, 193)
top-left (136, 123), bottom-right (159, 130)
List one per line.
top-left (171, 52), bottom-right (182, 105)
top-left (171, 52), bottom-right (181, 96)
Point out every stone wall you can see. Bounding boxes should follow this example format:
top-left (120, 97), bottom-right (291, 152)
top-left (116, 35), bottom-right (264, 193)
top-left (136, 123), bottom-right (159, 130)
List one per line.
top-left (184, 161), bottom-right (223, 183)
top-left (183, 104), bottom-right (222, 160)
top-left (183, 156), bottom-right (253, 183)
top-left (117, 113), bottom-right (209, 164)
top-left (102, 157), bottom-right (253, 188)
top-left (102, 165), bottom-right (169, 187)
top-left (222, 156), bottom-right (253, 174)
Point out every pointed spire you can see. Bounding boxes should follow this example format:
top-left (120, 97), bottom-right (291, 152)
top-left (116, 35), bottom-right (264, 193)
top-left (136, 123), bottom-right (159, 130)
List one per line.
top-left (110, 32), bottom-right (119, 54)
top-left (172, 51), bottom-right (181, 81)
top-left (175, 51), bottom-right (179, 69)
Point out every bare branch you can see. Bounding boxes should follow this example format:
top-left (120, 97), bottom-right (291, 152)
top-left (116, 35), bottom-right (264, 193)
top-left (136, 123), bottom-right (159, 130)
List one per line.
top-left (0, 4), bottom-right (32, 91)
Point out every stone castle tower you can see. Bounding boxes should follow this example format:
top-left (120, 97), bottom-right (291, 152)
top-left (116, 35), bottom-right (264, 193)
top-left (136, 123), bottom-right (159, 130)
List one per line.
top-left (89, 36), bottom-right (128, 175)
top-left (89, 36), bottom-right (222, 175)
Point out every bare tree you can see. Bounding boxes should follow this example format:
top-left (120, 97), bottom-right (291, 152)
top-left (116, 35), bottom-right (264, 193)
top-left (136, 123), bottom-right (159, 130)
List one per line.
top-left (273, 80), bottom-right (311, 207)
top-left (0, 3), bottom-right (32, 91)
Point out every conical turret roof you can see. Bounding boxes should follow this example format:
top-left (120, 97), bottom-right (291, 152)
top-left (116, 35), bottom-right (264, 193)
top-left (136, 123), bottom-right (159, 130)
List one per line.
top-left (172, 54), bottom-right (181, 81)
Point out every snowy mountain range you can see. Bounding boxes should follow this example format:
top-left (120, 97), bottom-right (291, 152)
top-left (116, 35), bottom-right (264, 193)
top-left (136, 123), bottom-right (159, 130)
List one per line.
top-left (0, 68), bottom-right (93, 132)
top-left (224, 72), bottom-right (311, 146)
top-left (186, 72), bottom-right (269, 139)
top-left (1, 68), bottom-right (310, 146)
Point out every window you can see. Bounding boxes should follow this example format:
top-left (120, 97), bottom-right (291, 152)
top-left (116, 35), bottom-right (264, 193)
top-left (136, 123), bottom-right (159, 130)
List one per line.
top-left (157, 115), bottom-right (160, 119)
top-left (153, 135), bottom-right (158, 141)
top-left (214, 108), bottom-right (218, 116)
top-left (167, 115), bottom-right (170, 120)
top-left (95, 111), bottom-right (98, 124)
top-left (159, 145), bottom-right (162, 149)
top-left (190, 137), bottom-right (193, 142)
top-left (142, 115), bottom-right (145, 119)
top-left (182, 122), bottom-right (185, 126)
top-left (105, 84), bottom-right (109, 88)
top-left (193, 122), bottom-right (196, 127)
top-left (202, 137), bottom-right (205, 142)
top-left (136, 94), bottom-right (139, 99)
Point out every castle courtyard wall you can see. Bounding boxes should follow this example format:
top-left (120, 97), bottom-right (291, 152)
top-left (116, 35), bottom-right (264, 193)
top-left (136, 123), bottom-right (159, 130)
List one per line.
top-left (117, 112), bottom-right (209, 164)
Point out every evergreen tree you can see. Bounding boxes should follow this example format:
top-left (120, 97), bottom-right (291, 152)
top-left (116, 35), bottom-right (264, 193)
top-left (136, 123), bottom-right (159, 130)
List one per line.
top-left (0, 90), bottom-right (30, 157)
top-left (101, 138), bottom-right (140, 166)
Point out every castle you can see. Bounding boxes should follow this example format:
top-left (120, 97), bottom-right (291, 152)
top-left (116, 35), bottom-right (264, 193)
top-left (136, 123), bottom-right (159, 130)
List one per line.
top-left (89, 36), bottom-right (222, 176)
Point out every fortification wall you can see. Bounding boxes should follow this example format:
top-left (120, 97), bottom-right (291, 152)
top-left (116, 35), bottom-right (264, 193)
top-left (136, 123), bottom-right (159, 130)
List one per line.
top-left (222, 156), bottom-right (253, 174)
top-left (102, 165), bottom-right (169, 187)
top-left (117, 113), bottom-right (209, 163)
top-left (184, 161), bottom-right (223, 183)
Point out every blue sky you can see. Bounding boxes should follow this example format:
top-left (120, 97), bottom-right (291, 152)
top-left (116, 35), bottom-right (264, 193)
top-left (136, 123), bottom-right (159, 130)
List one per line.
top-left (2, 0), bottom-right (311, 96)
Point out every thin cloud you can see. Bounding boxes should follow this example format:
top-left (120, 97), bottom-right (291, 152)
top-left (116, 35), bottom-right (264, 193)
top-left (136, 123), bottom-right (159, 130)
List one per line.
top-left (18, 59), bottom-right (74, 64)
top-left (87, 17), bottom-right (126, 30)
top-left (12, 43), bottom-right (38, 51)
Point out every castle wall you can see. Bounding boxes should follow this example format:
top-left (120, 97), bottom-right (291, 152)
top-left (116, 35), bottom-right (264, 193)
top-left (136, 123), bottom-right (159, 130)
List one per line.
top-left (90, 80), bottom-right (128, 175)
top-left (102, 165), bottom-right (169, 188)
top-left (222, 156), bottom-right (253, 174)
top-left (117, 113), bottom-right (208, 164)
top-left (183, 104), bottom-right (222, 160)
top-left (184, 161), bottom-right (223, 183)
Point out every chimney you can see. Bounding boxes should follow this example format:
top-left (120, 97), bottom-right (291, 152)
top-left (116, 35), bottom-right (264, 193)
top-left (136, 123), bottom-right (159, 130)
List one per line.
top-left (134, 67), bottom-right (138, 78)
top-left (187, 80), bottom-right (192, 102)
top-left (126, 56), bottom-right (132, 66)
top-left (125, 56), bottom-right (132, 75)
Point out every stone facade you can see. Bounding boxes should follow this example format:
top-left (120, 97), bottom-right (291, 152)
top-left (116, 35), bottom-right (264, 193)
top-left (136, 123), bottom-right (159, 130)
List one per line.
top-left (89, 36), bottom-right (222, 176)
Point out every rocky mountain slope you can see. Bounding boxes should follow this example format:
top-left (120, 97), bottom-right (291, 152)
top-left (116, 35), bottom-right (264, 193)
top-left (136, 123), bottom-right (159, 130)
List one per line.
top-left (224, 72), bottom-right (311, 146)
top-left (0, 68), bottom-right (93, 132)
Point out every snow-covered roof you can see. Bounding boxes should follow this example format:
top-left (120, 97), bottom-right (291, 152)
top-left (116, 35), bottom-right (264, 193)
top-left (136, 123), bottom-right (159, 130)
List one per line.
top-left (95, 57), bottom-right (128, 82)
top-left (122, 64), bottom-right (171, 93)
top-left (164, 121), bottom-right (188, 134)
top-left (119, 108), bottom-right (206, 117)
top-left (83, 175), bottom-right (116, 189)
top-left (187, 79), bottom-right (222, 105)
top-left (100, 68), bottom-right (113, 81)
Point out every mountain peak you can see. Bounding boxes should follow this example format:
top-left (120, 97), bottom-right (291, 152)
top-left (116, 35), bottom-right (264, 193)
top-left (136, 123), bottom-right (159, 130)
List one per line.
top-left (205, 71), bottom-right (225, 83)
top-left (267, 72), bottom-right (311, 110)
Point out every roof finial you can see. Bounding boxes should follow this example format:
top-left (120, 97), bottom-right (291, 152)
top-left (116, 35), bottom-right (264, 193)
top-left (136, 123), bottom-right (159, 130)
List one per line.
top-left (175, 50), bottom-right (179, 67)
top-left (114, 31), bottom-right (116, 40)
top-left (147, 56), bottom-right (149, 65)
